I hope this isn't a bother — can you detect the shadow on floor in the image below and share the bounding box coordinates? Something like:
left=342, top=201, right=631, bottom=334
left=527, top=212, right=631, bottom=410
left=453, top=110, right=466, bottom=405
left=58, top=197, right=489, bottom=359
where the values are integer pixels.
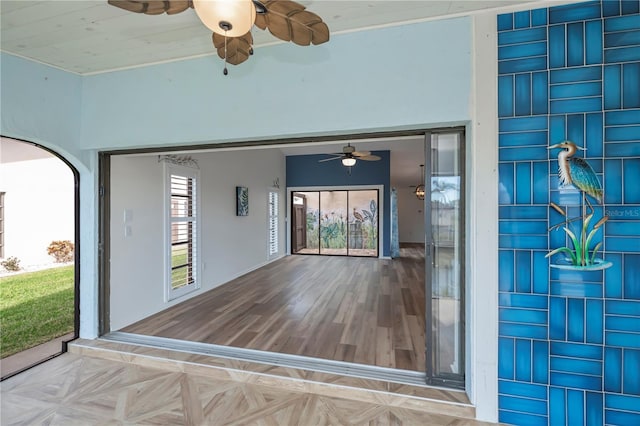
left=1, top=333, right=74, bottom=379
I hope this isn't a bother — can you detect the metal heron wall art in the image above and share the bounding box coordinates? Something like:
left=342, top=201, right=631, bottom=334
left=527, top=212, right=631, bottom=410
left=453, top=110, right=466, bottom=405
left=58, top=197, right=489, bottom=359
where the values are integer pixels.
left=546, top=140, right=611, bottom=270
left=549, top=140, right=603, bottom=208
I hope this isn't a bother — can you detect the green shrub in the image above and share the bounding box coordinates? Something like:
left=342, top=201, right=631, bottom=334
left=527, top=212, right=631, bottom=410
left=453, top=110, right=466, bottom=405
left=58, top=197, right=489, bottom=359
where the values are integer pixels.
left=47, top=240, right=74, bottom=263
left=1, top=256, right=21, bottom=272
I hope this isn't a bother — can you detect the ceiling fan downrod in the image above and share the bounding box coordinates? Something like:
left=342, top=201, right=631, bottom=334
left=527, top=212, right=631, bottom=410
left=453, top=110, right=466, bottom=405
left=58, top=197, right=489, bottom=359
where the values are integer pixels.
left=222, top=27, right=229, bottom=75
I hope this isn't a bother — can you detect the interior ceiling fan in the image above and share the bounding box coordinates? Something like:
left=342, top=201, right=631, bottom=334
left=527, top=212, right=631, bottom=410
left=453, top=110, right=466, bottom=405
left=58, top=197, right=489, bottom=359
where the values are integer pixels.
left=319, top=144, right=381, bottom=167
left=108, top=0, right=330, bottom=74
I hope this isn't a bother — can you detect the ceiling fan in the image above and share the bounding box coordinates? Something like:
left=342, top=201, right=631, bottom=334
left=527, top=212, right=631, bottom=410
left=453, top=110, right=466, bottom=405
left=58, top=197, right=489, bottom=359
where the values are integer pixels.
left=108, top=0, right=330, bottom=74
left=319, top=144, right=381, bottom=167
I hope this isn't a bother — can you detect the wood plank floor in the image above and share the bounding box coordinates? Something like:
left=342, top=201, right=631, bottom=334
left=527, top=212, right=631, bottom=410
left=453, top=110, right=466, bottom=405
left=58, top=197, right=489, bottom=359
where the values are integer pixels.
left=1, top=353, right=488, bottom=425
left=123, top=245, right=426, bottom=372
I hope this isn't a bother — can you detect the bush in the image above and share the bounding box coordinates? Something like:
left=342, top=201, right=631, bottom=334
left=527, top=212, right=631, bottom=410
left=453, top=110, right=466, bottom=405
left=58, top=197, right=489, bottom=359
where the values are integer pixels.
left=1, top=256, right=21, bottom=272
left=47, top=240, right=74, bottom=263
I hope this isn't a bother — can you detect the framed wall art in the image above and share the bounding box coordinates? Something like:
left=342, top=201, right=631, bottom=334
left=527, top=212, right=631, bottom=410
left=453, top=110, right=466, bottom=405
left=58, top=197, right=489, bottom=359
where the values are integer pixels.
left=236, top=186, right=248, bottom=216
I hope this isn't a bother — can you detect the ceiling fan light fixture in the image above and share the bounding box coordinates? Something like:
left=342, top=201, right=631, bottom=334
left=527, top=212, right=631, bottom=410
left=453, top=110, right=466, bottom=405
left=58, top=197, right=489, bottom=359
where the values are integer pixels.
left=193, top=0, right=256, bottom=37
left=414, top=164, right=425, bottom=200
left=342, top=157, right=357, bottom=167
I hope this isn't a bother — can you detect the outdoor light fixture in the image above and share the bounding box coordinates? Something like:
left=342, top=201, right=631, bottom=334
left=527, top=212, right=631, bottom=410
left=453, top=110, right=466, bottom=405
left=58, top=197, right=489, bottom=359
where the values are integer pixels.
left=193, top=0, right=256, bottom=37
left=414, top=164, right=425, bottom=200
left=342, top=156, right=357, bottom=167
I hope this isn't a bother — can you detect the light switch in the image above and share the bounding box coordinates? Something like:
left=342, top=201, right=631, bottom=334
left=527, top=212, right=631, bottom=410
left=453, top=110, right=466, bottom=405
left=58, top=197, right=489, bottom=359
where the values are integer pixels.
left=125, top=225, right=132, bottom=237
left=124, top=209, right=133, bottom=223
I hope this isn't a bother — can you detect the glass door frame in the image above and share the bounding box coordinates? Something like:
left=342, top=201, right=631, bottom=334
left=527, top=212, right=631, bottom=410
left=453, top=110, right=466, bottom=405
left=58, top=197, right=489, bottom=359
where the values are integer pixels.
left=286, top=185, right=384, bottom=259
left=424, top=129, right=466, bottom=388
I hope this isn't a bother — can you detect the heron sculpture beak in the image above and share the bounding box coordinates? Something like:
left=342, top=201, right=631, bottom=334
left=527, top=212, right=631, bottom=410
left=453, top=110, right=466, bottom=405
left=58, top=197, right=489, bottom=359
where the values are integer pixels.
left=548, top=141, right=586, bottom=150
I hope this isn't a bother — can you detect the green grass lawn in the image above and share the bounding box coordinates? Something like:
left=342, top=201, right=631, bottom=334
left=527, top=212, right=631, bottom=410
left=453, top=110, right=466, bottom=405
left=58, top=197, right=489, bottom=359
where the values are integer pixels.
left=0, top=265, right=74, bottom=358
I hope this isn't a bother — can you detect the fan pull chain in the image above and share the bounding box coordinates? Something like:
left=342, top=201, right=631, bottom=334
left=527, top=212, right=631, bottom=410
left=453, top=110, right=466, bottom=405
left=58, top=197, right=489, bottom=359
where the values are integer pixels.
left=223, top=29, right=228, bottom=76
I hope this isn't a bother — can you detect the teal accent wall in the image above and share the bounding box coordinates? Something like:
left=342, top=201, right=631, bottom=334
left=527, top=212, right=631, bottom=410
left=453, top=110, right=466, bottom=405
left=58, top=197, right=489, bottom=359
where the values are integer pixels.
left=286, top=151, right=391, bottom=257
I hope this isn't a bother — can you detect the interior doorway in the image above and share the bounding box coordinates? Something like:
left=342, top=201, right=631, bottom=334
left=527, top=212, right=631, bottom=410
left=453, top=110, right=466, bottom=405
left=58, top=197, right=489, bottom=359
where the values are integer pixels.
left=291, top=189, right=379, bottom=257
left=292, top=193, right=307, bottom=252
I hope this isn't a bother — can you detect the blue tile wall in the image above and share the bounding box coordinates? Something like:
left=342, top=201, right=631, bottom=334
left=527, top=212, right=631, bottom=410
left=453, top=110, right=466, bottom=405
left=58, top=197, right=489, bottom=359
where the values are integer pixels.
left=498, top=2, right=640, bottom=424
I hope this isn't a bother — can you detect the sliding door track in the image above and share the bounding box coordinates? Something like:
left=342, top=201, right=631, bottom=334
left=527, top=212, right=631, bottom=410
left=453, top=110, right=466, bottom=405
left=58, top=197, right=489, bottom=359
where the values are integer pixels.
left=103, top=331, right=427, bottom=386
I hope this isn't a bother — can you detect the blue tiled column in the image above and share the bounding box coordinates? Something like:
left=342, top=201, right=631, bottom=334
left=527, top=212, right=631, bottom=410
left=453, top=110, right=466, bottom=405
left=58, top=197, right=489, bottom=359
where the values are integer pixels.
left=498, top=1, right=640, bottom=425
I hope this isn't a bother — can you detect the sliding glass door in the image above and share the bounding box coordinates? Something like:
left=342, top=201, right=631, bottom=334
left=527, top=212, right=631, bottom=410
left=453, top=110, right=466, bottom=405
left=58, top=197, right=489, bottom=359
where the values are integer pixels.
left=291, top=190, right=378, bottom=257
left=425, top=130, right=465, bottom=387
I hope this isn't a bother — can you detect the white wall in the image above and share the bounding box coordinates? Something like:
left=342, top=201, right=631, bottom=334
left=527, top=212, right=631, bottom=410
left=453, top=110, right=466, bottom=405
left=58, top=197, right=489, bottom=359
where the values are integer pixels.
left=0, top=139, right=74, bottom=267
left=397, top=187, right=426, bottom=243
left=80, top=17, right=472, bottom=150
left=1, top=15, right=473, bottom=342
left=109, top=148, right=285, bottom=330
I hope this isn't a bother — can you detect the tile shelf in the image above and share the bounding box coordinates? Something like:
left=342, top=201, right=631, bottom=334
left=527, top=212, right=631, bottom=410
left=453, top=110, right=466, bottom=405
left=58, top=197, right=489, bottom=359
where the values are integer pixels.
left=550, top=258, right=613, bottom=271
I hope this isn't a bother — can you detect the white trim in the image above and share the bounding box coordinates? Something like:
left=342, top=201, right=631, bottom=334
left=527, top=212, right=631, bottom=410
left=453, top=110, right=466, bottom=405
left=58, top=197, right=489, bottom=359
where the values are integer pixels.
left=286, top=185, right=385, bottom=259
left=467, top=12, right=499, bottom=423
left=163, top=163, right=201, bottom=302
left=267, top=187, right=280, bottom=261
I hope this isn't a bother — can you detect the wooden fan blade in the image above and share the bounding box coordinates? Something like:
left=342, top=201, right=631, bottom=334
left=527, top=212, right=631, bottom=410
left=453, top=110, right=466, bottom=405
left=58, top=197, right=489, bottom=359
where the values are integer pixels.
left=353, top=151, right=371, bottom=157
left=260, top=0, right=329, bottom=45
left=359, top=155, right=381, bottom=161
left=108, top=0, right=147, bottom=13
left=265, top=13, right=291, bottom=42
left=108, top=0, right=192, bottom=15
left=318, top=156, right=342, bottom=163
left=254, top=12, right=268, bottom=30
left=288, top=10, right=321, bottom=46
left=166, top=0, right=191, bottom=14
left=145, top=1, right=169, bottom=14
left=212, top=32, right=253, bottom=66
left=309, top=21, right=329, bottom=45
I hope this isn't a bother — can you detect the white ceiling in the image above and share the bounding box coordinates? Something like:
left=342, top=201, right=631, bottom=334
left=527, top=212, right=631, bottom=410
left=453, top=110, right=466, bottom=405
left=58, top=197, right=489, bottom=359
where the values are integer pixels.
left=0, top=0, right=539, bottom=75
left=1, top=0, right=541, bottom=185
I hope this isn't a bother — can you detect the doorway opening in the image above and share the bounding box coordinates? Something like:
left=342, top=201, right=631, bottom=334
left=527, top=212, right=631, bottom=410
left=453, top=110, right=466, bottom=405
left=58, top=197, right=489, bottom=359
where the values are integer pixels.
left=98, top=128, right=465, bottom=389
left=291, top=189, right=379, bottom=257
left=0, top=137, right=80, bottom=380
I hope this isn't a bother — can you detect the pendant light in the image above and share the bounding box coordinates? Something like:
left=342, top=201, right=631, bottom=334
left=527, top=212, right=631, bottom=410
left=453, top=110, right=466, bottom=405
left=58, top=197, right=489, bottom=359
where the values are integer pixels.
left=414, top=164, right=425, bottom=200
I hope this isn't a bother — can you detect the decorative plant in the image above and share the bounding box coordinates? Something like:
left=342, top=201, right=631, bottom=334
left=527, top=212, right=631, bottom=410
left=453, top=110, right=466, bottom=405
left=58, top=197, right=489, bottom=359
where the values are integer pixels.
left=360, top=200, right=378, bottom=249
left=47, top=240, right=75, bottom=263
left=1, top=256, right=21, bottom=272
left=320, top=212, right=346, bottom=248
left=546, top=202, right=608, bottom=267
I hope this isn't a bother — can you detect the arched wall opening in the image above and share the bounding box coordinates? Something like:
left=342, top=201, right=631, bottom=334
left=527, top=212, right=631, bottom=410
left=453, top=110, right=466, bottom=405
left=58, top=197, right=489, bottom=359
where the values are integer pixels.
left=0, top=136, right=80, bottom=380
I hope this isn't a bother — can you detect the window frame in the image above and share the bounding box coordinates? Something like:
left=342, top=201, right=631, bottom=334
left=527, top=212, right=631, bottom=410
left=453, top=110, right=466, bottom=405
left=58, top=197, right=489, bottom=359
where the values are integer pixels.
left=267, top=188, right=280, bottom=260
left=164, top=164, right=200, bottom=302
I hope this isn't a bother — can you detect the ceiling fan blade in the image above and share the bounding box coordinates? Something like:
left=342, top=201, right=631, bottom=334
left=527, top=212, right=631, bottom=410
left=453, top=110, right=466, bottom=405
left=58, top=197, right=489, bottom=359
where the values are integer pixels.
left=359, top=155, right=381, bottom=161
left=254, top=10, right=268, bottom=30
left=166, top=0, right=191, bottom=15
left=352, top=151, right=371, bottom=157
left=260, top=0, right=329, bottom=46
left=108, top=0, right=191, bottom=15
left=212, top=32, right=253, bottom=66
left=318, top=156, right=343, bottom=163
